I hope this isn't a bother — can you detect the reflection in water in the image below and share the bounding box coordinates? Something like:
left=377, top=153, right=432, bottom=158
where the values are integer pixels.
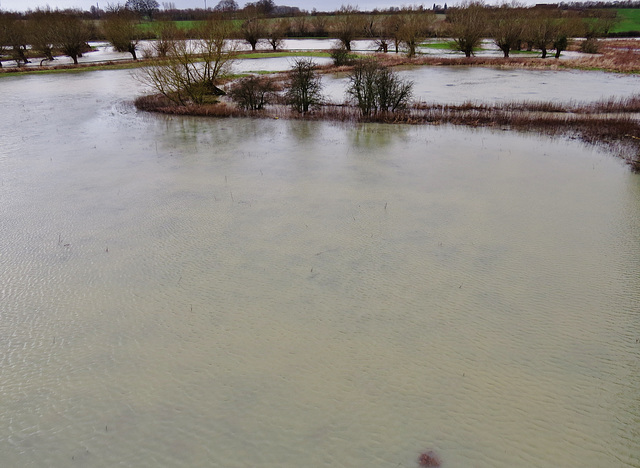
left=349, top=123, right=410, bottom=149
left=0, top=70, right=639, bottom=468
left=287, top=119, right=321, bottom=142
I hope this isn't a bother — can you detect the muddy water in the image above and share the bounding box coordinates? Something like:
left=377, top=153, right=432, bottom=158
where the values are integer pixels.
left=1, top=70, right=639, bottom=468
left=322, top=66, right=640, bottom=105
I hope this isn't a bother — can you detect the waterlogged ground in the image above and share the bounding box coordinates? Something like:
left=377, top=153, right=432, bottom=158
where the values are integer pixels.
left=0, top=37, right=584, bottom=69
left=1, top=70, right=639, bottom=467
left=232, top=56, right=640, bottom=104
left=320, top=65, right=640, bottom=105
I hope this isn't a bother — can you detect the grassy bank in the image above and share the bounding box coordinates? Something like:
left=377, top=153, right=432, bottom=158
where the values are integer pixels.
left=611, top=8, right=640, bottom=33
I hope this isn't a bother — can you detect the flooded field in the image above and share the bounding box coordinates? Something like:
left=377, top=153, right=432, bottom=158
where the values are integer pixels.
left=0, top=37, right=583, bottom=69
left=1, top=68, right=639, bottom=467
left=232, top=56, right=640, bottom=104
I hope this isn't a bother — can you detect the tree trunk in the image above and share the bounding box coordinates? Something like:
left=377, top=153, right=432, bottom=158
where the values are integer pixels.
left=541, top=47, right=547, bottom=58
left=72, top=54, right=78, bottom=65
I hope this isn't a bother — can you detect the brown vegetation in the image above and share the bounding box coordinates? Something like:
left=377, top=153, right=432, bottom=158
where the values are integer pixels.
left=418, top=450, right=442, bottom=467
left=135, top=82, right=640, bottom=172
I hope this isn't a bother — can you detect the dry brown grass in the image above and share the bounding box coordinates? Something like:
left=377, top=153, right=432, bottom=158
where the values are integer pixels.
left=562, top=40, right=640, bottom=73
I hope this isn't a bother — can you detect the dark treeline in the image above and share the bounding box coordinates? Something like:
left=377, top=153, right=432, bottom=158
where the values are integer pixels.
left=558, top=1, right=640, bottom=8
left=1, top=0, right=635, bottom=19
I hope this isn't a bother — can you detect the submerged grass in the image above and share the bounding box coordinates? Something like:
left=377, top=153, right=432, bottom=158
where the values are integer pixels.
left=0, top=59, right=149, bottom=76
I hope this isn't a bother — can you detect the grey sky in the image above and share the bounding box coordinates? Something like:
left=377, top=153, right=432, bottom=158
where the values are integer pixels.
left=0, top=0, right=558, bottom=13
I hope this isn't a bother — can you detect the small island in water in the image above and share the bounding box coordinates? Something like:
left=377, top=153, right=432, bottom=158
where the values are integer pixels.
left=134, top=49, right=640, bottom=173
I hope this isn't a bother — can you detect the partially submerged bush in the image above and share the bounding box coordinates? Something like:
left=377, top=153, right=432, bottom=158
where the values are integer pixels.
left=330, top=46, right=355, bottom=66
left=346, top=59, right=413, bottom=116
left=285, top=58, right=323, bottom=113
left=581, top=38, right=600, bottom=54
left=228, top=75, right=276, bottom=111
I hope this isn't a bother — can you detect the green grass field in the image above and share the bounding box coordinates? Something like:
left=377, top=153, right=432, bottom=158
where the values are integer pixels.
left=611, top=9, right=640, bottom=33
left=137, top=20, right=205, bottom=33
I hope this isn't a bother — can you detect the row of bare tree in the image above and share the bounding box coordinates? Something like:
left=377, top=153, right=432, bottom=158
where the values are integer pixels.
left=162, top=3, right=617, bottom=58
left=324, top=3, right=616, bottom=58
left=0, top=3, right=618, bottom=68
left=178, top=4, right=618, bottom=58
left=0, top=8, right=149, bottom=66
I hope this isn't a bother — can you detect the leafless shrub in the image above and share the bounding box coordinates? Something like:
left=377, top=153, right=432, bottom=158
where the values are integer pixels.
left=228, top=75, right=276, bottom=110
left=285, top=58, right=323, bottom=113
left=580, top=38, right=600, bottom=54
left=136, top=17, right=235, bottom=105
left=347, top=59, right=413, bottom=116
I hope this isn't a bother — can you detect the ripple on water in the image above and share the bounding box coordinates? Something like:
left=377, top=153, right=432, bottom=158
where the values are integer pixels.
left=0, top=71, right=639, bottom=467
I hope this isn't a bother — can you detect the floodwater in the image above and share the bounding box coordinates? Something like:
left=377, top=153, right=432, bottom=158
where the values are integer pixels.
left=232, top=56, right=640, bottom=105
left=1, top=68, right=639, bottom=468
left=2, top=37, right=584, bottom=69
left=322, top=66, right=640, bottom=105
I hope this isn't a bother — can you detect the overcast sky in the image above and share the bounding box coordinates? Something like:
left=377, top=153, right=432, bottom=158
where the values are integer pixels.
left=0, top=0, right=559, bottom=13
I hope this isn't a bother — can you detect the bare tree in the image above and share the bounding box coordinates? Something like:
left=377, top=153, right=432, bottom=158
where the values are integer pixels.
left=285, top=58, right=323, bottom=113
left=364, top=15, right=390, bottom=53
left=447, top=2, right=488, bottom=57
left=56, top=12, right=90, bottom=65
left=153, top=21, right=180, bottom=57
left=198, top=16, right=236, bottom=86
left=125, top=0, right=160, bottom=20
left=6, top=17, right=29, bottom=66
left=0, top=14, right=10, bottom=67
left=291, top=14, right=309, bottom=37
left=398, top=11, right=436, bottom=58
left=347, top=59, right=413, bottom=116
left=381, top=14, right=404, bottom=54
left=214, top=0, right=238, bottom=12
left=489, top=3, right=525, bottom=58
left=240, top=16, right=265, bottom=51
left=103, top=6, right=141, bottom=60
left=331, top=5, right=363, bottom=52
left=228, top=75, right=275, bottom=110
left=552, top=15, right=582, bottom=58
left=311, top=15, right=328, bottom=37
left=137, top=16, right=236, bottom=105
left=266, top=19, right=288, bottom=51
left=250, top=0, right=275, bottom=16
left=29, top=9, right=59, bottom=63
left=527, top=10, right=557, bottom=58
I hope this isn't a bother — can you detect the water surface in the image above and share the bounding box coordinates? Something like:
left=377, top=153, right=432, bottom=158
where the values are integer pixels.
left=1, top=69, right=639, bottom=468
